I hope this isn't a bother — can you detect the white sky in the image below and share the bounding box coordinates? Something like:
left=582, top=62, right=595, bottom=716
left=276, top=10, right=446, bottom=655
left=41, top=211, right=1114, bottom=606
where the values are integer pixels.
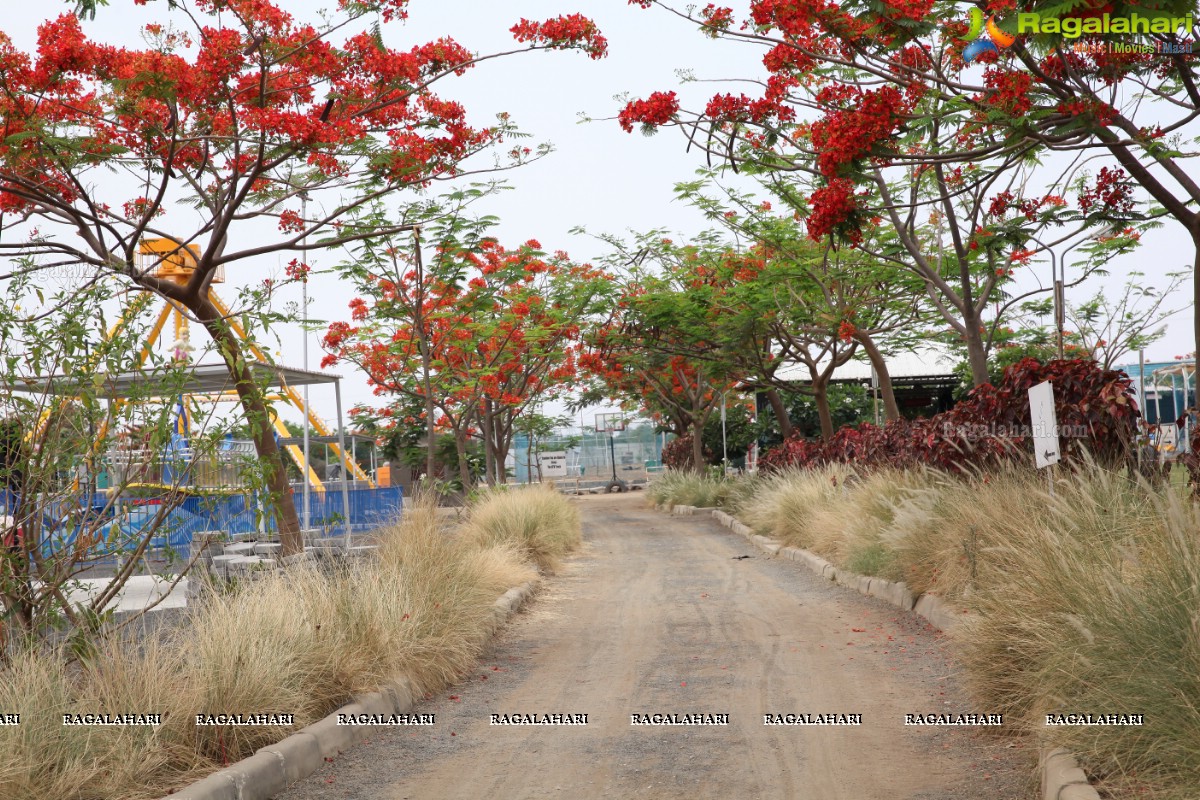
left=4, top=1, right=1195, bottom=428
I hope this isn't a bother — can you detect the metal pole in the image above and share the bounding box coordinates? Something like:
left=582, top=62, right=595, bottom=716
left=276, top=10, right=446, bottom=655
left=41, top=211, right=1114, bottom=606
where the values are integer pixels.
left=871, top=366, right=880, bottom=425
left=301, top=193, right=311, bottom=532
left=609, top=430, right=617, bottom=482
left=1154, top=367, right=1163, bottom=445
left=335, top=378, right=352, bottom=551
left=1055, top=276, right=1065, bottom=360
left=721, top=392, right=728, bottom=474
left=1138, top=350, right=1146, bottom=470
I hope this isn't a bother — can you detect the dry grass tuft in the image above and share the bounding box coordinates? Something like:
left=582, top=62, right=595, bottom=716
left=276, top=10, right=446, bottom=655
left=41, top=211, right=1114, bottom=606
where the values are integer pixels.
left=460, top=485, right=581, bottom=572
left=652, top=462, right=1200, bottom=796
left=0, top=483, right=583, bottom=799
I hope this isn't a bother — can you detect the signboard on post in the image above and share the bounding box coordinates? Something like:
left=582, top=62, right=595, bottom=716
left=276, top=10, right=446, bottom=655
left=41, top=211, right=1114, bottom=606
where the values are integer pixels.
left=1028, top=380, right=1061, bottom=469
left=540, top=451, right=568, bottom=479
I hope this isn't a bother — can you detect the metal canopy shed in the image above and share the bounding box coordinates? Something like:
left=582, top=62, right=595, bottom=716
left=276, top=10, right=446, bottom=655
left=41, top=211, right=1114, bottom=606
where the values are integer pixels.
left=4, top=360, right=355, bottom=544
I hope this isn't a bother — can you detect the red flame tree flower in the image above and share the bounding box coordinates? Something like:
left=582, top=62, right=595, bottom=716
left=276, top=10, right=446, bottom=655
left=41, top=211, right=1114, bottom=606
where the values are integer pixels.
left=0, top=0, right=605, bottom=552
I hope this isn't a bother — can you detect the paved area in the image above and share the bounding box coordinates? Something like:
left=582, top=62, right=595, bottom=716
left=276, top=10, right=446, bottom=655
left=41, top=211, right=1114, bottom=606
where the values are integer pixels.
left=275, top=493, right=1033, bottom=799
left=45, top=574, right=189, bottom=613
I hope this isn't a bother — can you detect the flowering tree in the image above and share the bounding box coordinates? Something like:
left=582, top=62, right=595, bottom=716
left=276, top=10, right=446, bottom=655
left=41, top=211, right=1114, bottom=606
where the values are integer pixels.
left=0, top=0, right=605, bottom=551
left=323, top=218, right=611, bottom=488
left=618, top=0, right=1170, bottom=386
left=0, top=271, right=248, bottom=649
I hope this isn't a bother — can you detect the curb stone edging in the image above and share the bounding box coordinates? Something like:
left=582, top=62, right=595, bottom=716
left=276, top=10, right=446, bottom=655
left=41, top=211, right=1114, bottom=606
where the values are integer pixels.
left=1041, top=748, right=1102, bottom=800
left=679, top=504, right=1100, bottom=800
left=160, top=580, right=540, bottom=800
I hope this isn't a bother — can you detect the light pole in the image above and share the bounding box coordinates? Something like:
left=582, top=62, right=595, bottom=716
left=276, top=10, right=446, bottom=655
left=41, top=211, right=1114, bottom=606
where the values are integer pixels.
left=300, top=192, right=311, bottom=532
left=720, top=392, right=728, bottom=475
left=1025, top=235, right=1089, bottom=361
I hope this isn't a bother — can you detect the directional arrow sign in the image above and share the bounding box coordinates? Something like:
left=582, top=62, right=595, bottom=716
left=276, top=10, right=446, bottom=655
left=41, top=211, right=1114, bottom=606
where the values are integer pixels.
left=1028, top=381, right=1061, bottom=469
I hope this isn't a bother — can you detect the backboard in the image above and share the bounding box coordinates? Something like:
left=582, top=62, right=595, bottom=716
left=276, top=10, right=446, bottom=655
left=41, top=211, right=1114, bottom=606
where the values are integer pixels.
left=594, top=413, right=626, bottom=433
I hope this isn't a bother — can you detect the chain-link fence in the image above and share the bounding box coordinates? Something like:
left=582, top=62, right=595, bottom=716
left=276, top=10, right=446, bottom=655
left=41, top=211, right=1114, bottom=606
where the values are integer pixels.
left=511, top=422, right=669, bottom=490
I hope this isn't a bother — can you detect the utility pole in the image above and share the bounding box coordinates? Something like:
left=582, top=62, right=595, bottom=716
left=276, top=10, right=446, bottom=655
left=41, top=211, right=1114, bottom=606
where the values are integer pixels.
left=300, top=191, right=311, bottom=533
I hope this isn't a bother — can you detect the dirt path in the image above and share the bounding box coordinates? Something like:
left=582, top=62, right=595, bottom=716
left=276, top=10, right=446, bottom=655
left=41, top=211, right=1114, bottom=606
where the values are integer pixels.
left=276, top=493, right=1033, bottom=800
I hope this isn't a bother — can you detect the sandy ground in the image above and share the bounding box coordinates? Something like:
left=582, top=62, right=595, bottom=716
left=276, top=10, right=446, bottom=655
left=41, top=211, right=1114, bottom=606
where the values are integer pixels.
left=275, top=493, right=1034, bottom=800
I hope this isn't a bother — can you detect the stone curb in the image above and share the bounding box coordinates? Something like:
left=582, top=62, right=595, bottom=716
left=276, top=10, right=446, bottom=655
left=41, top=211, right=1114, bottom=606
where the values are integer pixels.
left=678, top=505, right=1099, bottom=800
left=161, top=580, right=540, bottom=799
left=1041, top=748, right=1102, bottom=800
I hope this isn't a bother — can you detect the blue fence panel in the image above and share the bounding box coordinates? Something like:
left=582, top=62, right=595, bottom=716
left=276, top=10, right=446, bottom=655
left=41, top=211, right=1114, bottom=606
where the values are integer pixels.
left=26, top=486, right=404, bottom=556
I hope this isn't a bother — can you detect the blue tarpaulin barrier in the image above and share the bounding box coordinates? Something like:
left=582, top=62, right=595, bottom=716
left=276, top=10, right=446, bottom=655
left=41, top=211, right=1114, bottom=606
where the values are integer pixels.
left=2, top=486, right=404, bottom=558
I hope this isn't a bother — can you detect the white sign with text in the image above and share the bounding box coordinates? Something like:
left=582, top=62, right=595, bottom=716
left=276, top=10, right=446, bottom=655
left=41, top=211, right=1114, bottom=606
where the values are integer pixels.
left=1028, top=380, right=1061, bottom=469
left=540, top=451, right=568, bottom=478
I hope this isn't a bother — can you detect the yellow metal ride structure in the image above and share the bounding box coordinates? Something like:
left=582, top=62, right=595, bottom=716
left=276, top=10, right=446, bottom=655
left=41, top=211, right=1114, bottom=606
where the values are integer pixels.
left=105, top=239, right=374, bottom=495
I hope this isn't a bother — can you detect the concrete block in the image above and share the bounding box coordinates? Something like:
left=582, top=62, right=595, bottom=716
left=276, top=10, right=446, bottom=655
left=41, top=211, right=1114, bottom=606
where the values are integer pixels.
left=898, top=584, right=915, bottom=611
left=192, top=531, right=227, bottom=563
left=731, top=522, right=752, bottom=537
left=821, top=564, right=837, bottom=581
left=346, top=545, right=378, bottom=558
left=307, top=537, right=343, bottom=549
left=798, top=551, right=826, bottom=576
left=356, top=690, right=393, bottom=717
left=857, top=575, right=872, bottom=595
left=225, top=555, right=263, bottom=575
left=281, top=550, right=313, bottom=567
left=257, top=732, right=322, bottom=785
left=252, top=542, right=282, bottom=557
left=1058, top=784, right=1102, bottom=800
left=914, top=593, right=962, bottom=633
left=209, top=554, right=241, bottom=580
left=860, top=577, right=901, bottom=607
left=713, top=511, right=732, bottom=527
left=305, top=706, right=368, bottom=757
left=1051, top=766, right=1090, bottom=792
left=162, top=769, right=238, bottom=800
left=835, top=568, right=857, bottom=588
left=383, top=676, right=414, bottom=714
left=222, top=751, right=287, bottom=799
left=222, top=542, right=256, bottom=557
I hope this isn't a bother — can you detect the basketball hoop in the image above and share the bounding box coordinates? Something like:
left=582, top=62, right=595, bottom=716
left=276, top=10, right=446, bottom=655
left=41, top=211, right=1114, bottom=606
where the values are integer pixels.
left=594, top=413, right=628, bottom=492
left=594, top=413, right=626, bottom=433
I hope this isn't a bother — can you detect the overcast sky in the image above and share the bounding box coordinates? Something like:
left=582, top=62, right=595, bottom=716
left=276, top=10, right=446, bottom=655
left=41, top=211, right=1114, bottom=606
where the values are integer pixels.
left=5, top=1, right=1195, bottom=427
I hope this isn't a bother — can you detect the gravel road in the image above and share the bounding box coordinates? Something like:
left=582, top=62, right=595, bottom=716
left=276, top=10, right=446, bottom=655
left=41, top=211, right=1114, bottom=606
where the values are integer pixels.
left=275, top=493, right=1034, bottom=800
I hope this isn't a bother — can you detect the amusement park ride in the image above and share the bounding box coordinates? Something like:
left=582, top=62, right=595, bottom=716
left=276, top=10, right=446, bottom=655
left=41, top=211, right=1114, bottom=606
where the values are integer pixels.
left=9, top=239, right=403, bottom=557
left=118, top=238, right=373, bottom=495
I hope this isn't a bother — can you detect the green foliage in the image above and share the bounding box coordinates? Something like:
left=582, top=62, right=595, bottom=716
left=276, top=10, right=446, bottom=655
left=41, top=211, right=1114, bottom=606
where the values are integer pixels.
left=645, top=470, right=756, bottom=510
left=699, top=401, right=762, bottom=466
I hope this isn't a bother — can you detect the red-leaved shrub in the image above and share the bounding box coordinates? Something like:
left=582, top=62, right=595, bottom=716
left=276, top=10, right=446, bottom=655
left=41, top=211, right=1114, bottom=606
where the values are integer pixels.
left=662, top=432, right=713, bottom=471
left=761, top=359, right=1137, bottom=474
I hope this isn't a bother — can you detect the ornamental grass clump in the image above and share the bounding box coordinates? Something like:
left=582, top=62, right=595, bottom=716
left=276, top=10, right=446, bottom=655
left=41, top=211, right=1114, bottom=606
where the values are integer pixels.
left=646, top=469, right=748, bottom=510
left=729, top=458, right=1200, bottom=796
left=954, top=469, right=1200, bottom=796
left=461, top=484, right=581, bottom=571
left=0, top=485, right=577, bottom=800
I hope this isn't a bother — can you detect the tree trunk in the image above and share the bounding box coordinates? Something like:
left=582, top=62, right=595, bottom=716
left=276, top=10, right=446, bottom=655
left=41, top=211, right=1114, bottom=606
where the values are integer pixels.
left=855, top=332, right=901, bottom=421
left=962, top=312, right=991, bottom=388
left=691, top=426, right=705, bottom=472
left=196, top=300, right=303, bottom=556
left=765, top=388, right=794, bottom=438
left=813, top=378, right=834, bottom=440
left=419, top=344, right=436, bottom=480
left=480, top=400, right=497, bottom=487
left=453, top=428, right=472, bottom=491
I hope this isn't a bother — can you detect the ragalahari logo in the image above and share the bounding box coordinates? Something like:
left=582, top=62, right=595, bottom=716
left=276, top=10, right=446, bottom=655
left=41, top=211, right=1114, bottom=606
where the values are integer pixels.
left=961, top=8, right=1018, bottom=62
